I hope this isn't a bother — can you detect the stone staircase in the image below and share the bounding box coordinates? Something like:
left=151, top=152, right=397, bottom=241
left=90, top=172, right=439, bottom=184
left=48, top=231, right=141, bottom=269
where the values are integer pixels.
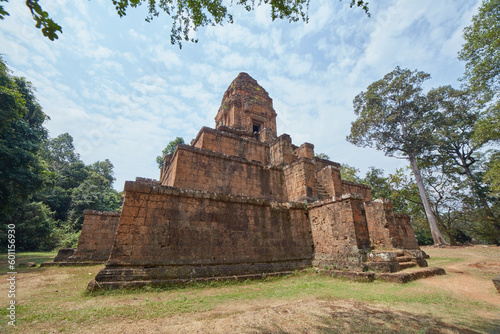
left=315, top=179, right=330, bottom=200
left=394, top=250, right=417, bottom=270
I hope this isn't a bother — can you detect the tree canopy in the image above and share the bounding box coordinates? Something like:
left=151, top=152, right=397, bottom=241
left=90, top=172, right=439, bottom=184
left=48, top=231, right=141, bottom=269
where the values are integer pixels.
left=0, top=56, right=48, bottom=223
left=347, top=66, right=449, bottom=245
left=459, top=0, right=500, bottom=103
left=1, top=0, right=369, bottom=46
left=346, top=62, right=499, bottom=245
left=347, top=67, right=434, bottom=158
left=156, top=136, right=185, bottom=168
left=459, top=0, right=500, bottom=200
left=0, top=58, right=123, bottom=251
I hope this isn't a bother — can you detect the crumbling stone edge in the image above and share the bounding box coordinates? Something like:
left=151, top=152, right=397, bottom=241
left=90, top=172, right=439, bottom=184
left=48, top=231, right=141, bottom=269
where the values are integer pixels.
left=493, top=274, right=500, bottom=293
left=318, top=267, right=446, bottom=283
left=86, top=271, right=293, bottom=293
left=40, top=261, right=105, bottom=267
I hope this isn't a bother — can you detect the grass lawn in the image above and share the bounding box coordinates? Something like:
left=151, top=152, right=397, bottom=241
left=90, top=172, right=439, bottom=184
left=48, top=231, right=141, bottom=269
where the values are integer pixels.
left=0, top=246, right=499, bottom=333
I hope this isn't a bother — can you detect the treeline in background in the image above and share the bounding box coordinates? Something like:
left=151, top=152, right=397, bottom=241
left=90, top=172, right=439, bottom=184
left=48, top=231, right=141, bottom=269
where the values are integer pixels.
left=0, top=57, right=122, bottom=252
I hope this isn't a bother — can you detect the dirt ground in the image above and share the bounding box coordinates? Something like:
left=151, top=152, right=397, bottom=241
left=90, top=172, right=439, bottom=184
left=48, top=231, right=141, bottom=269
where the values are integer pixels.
left=77, top=298, right=484, bottom=334
left=84, top=245, right=499, bottom=334
left=3, top=246, right=500, bottom=334
left=420, top=245, right=500, bottom=308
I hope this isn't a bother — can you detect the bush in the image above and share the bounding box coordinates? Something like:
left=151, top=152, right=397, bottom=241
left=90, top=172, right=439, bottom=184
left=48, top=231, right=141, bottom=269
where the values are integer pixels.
left=0, top=202, right=59, bottom=251
left=415, top=228, right=434, bottom=246
left=57, top=230, right=80, bottom=248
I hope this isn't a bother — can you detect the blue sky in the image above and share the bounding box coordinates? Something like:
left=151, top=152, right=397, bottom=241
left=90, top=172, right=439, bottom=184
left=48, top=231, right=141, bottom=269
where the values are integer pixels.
left=0, top=0, right=481, bottom=190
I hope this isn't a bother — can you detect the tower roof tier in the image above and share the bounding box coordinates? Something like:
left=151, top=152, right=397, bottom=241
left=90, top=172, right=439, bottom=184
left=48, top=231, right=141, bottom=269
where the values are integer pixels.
left=215, top=72, right=277, bottom=137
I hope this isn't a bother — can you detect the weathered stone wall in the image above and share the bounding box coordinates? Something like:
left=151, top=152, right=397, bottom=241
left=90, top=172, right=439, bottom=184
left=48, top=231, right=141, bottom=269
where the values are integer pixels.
left=93, top=181, right=313, bottom=286
left=393, top=213, right=420, bottom=249
left=283, top=159, right=316, bottom=202
left=293, top=143, right=314, bottom=159
left=309, top=195, right=371, bottom=270
left=192, top=127, right=268, bottom=164
left=159, top=154, right=172, bottom=184
left=364, top=200, right=420, bottom=250
left=269, top=134, right=294, bottom=166
left=109, top=181, right=312, bottom=266
left=314, top=157, right=341, bottom=172
left=69, top=210, right=120, bottom=262
left=162, top=145, right=287, bottom=201
left=342, top=180, right=373, bottom=202
left=364, top=200, right=398, bottom=250
left=53, top=248, right=76, bottom=262
left=316, top=165, right=342, bottom=200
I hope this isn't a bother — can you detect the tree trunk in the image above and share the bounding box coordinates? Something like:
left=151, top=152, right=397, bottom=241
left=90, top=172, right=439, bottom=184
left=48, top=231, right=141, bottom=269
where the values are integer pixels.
left=408, top=152, right=449, bottom=245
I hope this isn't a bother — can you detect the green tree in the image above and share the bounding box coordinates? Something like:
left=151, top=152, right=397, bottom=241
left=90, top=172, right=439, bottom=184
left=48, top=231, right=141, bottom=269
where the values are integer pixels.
left=340, top=163, right=361, bottom=183
left=419, top=162, right=476, bottom=245
left=315, top=152, right=330, bottom=160
left=385, top=168, right=422, bottom=214
left=459, top=0, right=500, bottom=104
left=347, top=66, right=449, bottom=245
left=35, top=133, right=88, bottom=221
left=484, top=151, right=500, bottom=196
left=40, top=133, right=81, bottom=172
left=362, top=167, right=392, bottom=200
left=459, top=0, right=500, bottom=201
left=428, top=86, right=500, bottom=243
left=156, top=137, right=185, bottom=168
left=1, top=0, right=369, bottom=47
left=0, top=58, right=123, bottom=250
left=0, top=56, right=48, bottom=223
left=383, top=168, right=433, bottom=245
left=6, top=201, right=58, bottom=251
left=37, top=134, right=122, bottom=233
left=88, top=159, right=116, bottom=184
left=0, top=57, right=57, bottom=250
left=68, top=164, right=122, bottom=230
left=0, top=0, right=61, bottom=40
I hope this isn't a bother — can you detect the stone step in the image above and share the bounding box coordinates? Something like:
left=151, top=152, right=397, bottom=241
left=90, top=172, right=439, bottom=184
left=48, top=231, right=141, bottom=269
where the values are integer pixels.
left=396, top=255, right=414, bottom=263
left=314, top=180, right=330, bottom=199
left=320, top=267, right=447, bottom=284
left=399, top=262, right=417, bottom=270
left=375, top=267, right=446, bottom=284
left=393, top=250, right=405, bottom=257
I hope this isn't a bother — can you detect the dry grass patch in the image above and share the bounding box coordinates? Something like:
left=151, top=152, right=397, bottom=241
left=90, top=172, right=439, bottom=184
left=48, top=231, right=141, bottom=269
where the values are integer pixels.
left=1, top=246, right=499, bottom=333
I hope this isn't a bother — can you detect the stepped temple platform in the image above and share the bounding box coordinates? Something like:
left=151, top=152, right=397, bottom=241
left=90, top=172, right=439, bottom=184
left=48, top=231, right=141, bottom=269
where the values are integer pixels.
left=72, top=73, right=443, bottom=290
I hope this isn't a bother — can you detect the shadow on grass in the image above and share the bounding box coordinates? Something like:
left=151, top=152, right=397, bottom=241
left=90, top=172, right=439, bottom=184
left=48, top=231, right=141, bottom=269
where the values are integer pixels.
left=250, top=299, right=497, bottom=334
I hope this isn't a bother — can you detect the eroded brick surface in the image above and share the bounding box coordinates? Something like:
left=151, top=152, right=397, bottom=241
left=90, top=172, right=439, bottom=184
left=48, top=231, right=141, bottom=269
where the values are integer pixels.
left=108, top=183, right=312, bottom=267
left=309, top=195, right=370, bottom=271
left=69, top=210, right=120, bottom=262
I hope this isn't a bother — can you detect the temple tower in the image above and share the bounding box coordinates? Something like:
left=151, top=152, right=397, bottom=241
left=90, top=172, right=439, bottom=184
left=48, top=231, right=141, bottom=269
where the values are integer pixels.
left=215, top=72, right=277, bottom=138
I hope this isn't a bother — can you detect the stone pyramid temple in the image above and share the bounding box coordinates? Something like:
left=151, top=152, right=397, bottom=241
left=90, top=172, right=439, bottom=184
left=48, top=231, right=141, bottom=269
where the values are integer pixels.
left=75, top=73, right=438, bottom=290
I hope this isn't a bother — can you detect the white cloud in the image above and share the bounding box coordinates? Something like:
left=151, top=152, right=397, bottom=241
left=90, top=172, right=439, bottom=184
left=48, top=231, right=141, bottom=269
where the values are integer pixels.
left=0, top=0, right=483, bottom=189
left=285, top=53, right=313, bottom=77
left=128, top=28, right=149, bottom=42
left=147, top=45, right=183, bottom=71
left=220, top=52, right=253, bottom=69
left=291, top=0, right=334, bottom=41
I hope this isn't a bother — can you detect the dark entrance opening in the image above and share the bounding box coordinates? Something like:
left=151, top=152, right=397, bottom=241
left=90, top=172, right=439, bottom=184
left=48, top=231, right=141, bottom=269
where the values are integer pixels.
left=253, top=123, right=261, bottom=133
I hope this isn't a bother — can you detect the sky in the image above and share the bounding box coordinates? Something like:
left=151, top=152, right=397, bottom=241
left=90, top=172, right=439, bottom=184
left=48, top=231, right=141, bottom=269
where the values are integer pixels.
left=0, top=0, right=482, bottom=190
